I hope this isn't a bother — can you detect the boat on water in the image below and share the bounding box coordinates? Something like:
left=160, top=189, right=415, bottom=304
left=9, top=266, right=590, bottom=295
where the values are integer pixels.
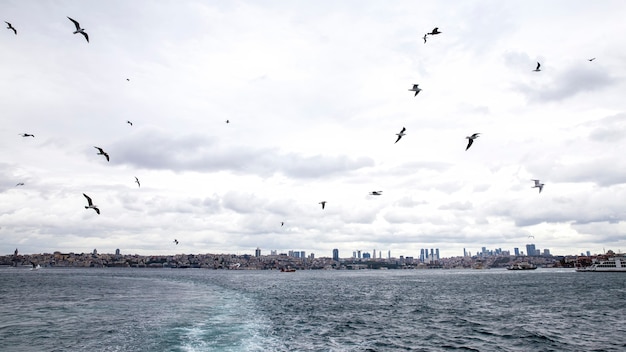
left=506, top=262, right=537, bottom=270
left=30, top=262, right=41, bottom=271
left=280, top=268, right=296, bottom=272
left=576, top=254, right=626, bottom=272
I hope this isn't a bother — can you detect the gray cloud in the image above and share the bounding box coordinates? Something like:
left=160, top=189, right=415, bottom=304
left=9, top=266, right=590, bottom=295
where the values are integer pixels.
left=109, top=128, right=374, bottom=178
left=514, top=64, right=616, bottom=102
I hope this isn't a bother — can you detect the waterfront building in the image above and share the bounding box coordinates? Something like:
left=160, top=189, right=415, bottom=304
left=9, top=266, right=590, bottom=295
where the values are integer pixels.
left=300, top=251, right=305, bottom=259
left=514, top=247, right=519, bottom=256
left=420, top=249, right=425, bottom=262
left=526, top=244, right=536, bottom=256
left=435, top=249, right=440, bottom=261
left=255, top=248, right=261, bottom=257
left=333, top=249, right=339, bottom=261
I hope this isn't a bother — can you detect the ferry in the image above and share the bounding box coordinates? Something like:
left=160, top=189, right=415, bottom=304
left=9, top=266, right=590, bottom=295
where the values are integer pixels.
left=506, top=262, right=537, bottom=270
left=576, top=254, right=626, bottom=272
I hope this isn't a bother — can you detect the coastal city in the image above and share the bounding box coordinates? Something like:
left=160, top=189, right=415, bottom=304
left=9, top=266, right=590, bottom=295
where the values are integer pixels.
left=0, top=244, right=609, bottom=270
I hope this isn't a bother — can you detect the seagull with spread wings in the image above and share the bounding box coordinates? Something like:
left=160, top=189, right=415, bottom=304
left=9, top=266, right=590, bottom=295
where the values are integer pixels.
left=395, top=127, right=406, bottom=144
left=531, top=179, right=545, bottom=193
left=67, top=17, right=89, bottom=42
left=465, top=133, right=480, bottom=151
left=408, top=84, right=422, bottom=96
left=5, top=21, right=17, bottom=35
left=83, top=193, right=100, bottom=214
left=94, top=146, right=109, bottom=162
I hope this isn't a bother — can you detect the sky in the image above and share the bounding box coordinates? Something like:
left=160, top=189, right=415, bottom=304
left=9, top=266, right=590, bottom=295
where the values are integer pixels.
left=2, top=0, right=626, bottom=258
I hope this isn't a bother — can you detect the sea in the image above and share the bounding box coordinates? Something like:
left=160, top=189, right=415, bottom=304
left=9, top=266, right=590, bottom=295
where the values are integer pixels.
left=1, top=267, right=625, bottom=352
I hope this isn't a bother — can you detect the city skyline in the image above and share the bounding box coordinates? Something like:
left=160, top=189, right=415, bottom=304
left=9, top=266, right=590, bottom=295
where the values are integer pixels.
left=2, top=1, right=626, bottom=258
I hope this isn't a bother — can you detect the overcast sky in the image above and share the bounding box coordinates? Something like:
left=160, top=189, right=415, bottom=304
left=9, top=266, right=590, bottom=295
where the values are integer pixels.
left=2, top=0, right=626, bottom=258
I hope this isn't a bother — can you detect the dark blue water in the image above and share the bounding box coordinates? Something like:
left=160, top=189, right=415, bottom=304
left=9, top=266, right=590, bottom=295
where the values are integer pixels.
left=1, top=268, right=625, bottom=351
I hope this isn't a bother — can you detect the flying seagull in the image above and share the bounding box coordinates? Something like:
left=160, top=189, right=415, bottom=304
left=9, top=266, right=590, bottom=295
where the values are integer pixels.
left=281, top=222, right=284, bottom=227
left=369, top=191, right=383, bottom=196
left=531, top=179, right=544, bottom=193
left=67, top=17, right=89, bottom=42
left=94, top=146, right=109, bottom=162
left=15, top=182, right=24, bottom=187
left=533, top=62, right=541, bottom=72
left=395, top=127, right=406, bottom=144
left=135, top=177, right=140, bottom=188
left=319, top=201, right=327, bottom=210
left=174, top=239, right=179, bottom=245
left=427, top=27, right=441, bottom=35
left=126, top=78, right=130, bottom=81
left=83, top=193, right=100, bottom=214
left=126, top=120, right=133, bottom=126
left=588, top=58, right=596, bottom=62
left=5, top=21, right=17, bottom=35
left=408, top=84, right=421, bottom=96
left=465, top=133, right=480, bottom=151
left=19, top=133, right=34, bottom=137
left=423, top=34, right=428, bottom=44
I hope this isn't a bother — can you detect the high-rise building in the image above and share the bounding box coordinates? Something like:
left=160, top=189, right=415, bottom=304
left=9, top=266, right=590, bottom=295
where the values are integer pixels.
left=115, top=248, right=120, bottom=256
left=300, top=251, right=305, bottom=259
left=514, top=247, right=519, bottom=256
left=526, top=244, right=536, bottom=256
left=357, top=250, right=361, bottom=259
left=435, top=249, right=440, bottom=261
left=463, top=248, right=467, bottom=257
left=333, top=248, right=339, bottom=261
left=420, top=249, right=425, bottom=262
left=255, top=248, right=261, bottom=257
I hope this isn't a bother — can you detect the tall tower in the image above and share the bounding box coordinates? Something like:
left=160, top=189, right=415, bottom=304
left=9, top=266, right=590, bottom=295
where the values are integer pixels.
left=526, top=243, right=536, bottom=256
left=255, top=247, right=261, bottom=257
left=333, top=248, right=339, bottom=261
left=435, top=248, right=440, bottom=261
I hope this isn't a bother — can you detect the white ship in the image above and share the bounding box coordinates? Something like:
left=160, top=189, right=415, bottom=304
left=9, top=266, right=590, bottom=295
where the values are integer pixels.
left=576, top=254, right=626, bottom=272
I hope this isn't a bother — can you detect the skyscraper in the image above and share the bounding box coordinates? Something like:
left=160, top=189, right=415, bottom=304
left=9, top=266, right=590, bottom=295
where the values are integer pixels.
left=255, top=248, right=261, bottom=257
left=333, top=248, right=339, bottom=261
left=526, top=244, right=536, bottom=256
left=514, top=247, right=519, bottom=256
